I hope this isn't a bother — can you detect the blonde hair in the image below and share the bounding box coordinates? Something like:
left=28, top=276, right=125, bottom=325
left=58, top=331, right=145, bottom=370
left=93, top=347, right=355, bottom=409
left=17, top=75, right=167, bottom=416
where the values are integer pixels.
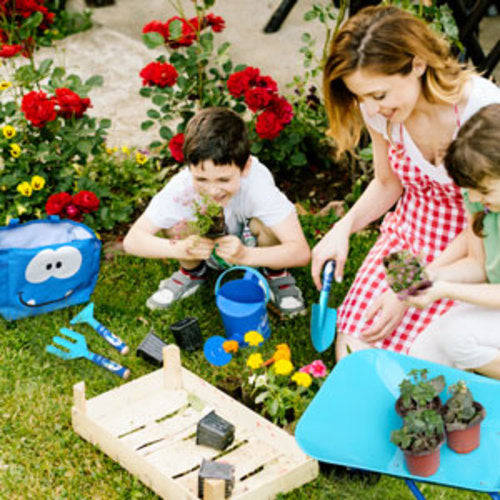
left=324, top=5, right=473, bottom=157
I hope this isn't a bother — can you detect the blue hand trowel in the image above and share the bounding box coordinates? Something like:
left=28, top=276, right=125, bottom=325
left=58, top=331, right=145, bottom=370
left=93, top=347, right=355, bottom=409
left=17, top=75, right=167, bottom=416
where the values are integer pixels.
left=310, top=260, right=337, bottom=352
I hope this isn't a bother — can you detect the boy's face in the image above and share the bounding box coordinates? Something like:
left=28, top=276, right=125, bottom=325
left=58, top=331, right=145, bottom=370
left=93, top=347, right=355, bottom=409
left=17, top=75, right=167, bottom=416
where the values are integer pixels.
left=190, top=159, right=250, bottom=207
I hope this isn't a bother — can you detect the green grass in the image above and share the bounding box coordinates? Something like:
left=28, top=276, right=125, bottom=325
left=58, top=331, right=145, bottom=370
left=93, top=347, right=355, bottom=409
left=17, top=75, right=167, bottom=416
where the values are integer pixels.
left=0, top=225, right=491, bottom=499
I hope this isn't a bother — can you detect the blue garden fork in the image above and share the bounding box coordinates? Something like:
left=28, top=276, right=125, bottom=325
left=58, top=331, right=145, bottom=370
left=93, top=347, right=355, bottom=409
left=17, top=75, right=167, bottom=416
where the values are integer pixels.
left=46, top=328, right=130, bottom=379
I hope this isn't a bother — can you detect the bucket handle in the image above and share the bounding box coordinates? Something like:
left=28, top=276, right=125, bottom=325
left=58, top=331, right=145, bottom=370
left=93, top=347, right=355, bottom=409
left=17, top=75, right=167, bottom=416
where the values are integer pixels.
left=214, top=266, right=270, bottom=303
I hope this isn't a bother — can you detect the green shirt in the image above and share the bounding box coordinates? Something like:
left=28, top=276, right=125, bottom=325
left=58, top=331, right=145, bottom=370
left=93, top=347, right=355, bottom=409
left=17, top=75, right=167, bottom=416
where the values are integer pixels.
left=463, top=190, right=500, bottom=283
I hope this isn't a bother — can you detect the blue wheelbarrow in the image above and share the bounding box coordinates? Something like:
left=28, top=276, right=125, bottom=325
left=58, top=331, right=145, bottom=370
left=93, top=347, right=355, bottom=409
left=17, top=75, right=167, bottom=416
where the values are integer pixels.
left=295, top=349, right=500, bottom=499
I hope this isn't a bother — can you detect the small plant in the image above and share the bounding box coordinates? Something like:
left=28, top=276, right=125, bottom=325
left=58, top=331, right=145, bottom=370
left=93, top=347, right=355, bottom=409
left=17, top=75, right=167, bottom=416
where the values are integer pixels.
left=189, top=195, right=225, bottom=238
left=397, top=368, right=445, bottom=415
left=442, top=381, right=485, bottom=432
left=391, top=409, right=445, bottom=454
left=383, top=250, right=431, bottom=296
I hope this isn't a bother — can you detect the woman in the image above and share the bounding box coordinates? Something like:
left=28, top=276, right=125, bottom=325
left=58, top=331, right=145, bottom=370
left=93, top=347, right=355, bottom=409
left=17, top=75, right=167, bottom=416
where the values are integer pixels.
left=311, top=5, right=500, bottom=360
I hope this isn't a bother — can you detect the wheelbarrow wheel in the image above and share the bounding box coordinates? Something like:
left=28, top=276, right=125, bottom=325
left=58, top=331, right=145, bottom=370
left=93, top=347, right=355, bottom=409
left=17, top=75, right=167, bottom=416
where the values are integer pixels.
left=319, top=462, right=381, bottom=485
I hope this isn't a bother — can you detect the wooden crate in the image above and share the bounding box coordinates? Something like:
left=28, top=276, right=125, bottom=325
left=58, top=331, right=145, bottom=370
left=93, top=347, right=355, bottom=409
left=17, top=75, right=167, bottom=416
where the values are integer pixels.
left=72, top=345, right=318, bottom=499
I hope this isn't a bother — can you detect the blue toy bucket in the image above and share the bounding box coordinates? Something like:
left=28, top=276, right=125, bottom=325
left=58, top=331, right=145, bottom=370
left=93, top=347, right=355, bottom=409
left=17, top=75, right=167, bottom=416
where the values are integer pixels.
left=215, top=266, right=271, bottom=344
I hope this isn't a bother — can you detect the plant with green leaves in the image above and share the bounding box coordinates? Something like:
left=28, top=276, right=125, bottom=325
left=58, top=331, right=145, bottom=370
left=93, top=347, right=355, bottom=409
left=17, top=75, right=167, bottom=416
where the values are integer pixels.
left=442, top=381, right=485, bottom=431
left=397, top=368, right=446, bottom=414
left=188, top=194, right=225, bottom=238
left=391, top=409, right=445, bottom=453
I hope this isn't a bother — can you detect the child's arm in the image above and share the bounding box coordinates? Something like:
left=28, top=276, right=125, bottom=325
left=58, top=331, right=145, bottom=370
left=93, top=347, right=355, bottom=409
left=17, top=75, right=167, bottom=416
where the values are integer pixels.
left=214, top=212, right=310, bottom=268
left=123, top=213, right=214, bottom=261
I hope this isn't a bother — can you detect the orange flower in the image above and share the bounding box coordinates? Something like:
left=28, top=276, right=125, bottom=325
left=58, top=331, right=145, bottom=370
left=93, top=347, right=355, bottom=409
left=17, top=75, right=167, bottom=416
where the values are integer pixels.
left=263, top=343, right=291, bottom=366
left=223, top=340, right=239, bottom=354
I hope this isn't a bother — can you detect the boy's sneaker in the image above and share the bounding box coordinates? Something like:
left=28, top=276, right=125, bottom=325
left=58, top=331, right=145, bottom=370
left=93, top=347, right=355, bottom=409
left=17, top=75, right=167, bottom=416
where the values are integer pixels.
left=263, top=269, right=306, bottom=319
left=146, top=267, right=207, bottom=310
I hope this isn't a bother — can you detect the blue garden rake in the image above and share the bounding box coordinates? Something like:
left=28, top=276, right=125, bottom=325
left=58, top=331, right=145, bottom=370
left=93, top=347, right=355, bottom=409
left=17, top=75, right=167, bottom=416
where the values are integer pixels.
left=46, top=328, right=130, bottom=379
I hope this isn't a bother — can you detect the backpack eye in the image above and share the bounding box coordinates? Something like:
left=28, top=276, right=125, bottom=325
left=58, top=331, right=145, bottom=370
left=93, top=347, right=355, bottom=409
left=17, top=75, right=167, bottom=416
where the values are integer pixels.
left=25, top=246, right=82, bottom=283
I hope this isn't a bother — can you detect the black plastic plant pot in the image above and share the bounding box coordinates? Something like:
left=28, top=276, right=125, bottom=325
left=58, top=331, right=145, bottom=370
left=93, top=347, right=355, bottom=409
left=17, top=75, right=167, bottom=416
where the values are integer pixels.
left=136, top=330, right=167, bottom=367
left=205, top=217, right=227, bottom=239
left=198, top=458, right=235, bottom=498
left=196, top=411, right=235, bottom=451
left=85, top=0, right=115, bottom=7
left=170, top=317, right=203, bottom=352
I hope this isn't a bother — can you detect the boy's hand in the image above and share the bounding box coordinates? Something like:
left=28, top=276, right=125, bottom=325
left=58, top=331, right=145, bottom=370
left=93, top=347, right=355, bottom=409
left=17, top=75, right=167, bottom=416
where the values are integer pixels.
left=214, top=235, right=247, bottom=264
left=403, top=281, right=449, bottom=309
left=181, top=235, right=215, bottom=260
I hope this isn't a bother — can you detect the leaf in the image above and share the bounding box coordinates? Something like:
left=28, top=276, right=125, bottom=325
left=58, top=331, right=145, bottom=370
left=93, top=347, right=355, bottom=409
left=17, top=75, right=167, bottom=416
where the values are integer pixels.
left=254, top=391, right=270, bottom=405
left=85, top=75, right=104, bottom=88
left=76, top=139, right=92, bottom=155
left=159, top=126, right=172, bottom=140
left=152, top=94, right=167, bottom=106
left=169, top=19, right=183, bottom=41
left=38, top=59, right=53, bottom=76
left=99, top=119, right=112, bottom=129
left=142, top=32, right=165, bottom=49
left=147, top=109, right=161, bottom=119
left=139, top=87, right=153, bottom=98
left=141, top=120, right=155, bottom=131
left=20, top=11, right=43, bottom=32
left=269, top=399, right=279, bottom=416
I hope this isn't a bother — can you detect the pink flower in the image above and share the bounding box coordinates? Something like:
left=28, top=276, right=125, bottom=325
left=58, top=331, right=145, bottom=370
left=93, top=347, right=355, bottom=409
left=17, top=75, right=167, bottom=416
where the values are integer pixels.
left=300, top=360, right=327, bottom=378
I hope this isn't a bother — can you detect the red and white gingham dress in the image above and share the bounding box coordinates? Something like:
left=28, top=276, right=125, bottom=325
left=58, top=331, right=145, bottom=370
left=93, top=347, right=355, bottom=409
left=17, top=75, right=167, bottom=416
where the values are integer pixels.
left=338, top=122, right=467, bottom=353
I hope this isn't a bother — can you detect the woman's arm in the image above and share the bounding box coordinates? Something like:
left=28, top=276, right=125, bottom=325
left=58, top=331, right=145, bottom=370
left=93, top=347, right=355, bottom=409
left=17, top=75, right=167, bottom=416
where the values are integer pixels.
left=311, top=126, right=403, bottom=287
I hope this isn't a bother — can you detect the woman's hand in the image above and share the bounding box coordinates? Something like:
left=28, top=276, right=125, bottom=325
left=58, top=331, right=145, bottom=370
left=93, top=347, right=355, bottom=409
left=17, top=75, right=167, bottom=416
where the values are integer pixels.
left=213, top=235, right=247, bottom=264
left=361, top=289, right=407, bottom=343
left=179, top=235, right=215, bottom=261
left=311, top=223, right=350, bottom=290
left=403, top=281, right=449, bottom=309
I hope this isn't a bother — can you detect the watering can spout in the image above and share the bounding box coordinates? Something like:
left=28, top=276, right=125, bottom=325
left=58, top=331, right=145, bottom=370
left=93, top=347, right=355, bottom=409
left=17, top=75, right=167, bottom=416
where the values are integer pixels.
left=70, top=302, right=94, bottom=325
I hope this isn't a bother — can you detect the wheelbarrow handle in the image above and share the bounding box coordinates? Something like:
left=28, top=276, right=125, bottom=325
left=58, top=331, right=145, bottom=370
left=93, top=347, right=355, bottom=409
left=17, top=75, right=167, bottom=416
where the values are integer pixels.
left=95, top=323, right=129, bottom=355
left=88, top=352, right=130, bottom=379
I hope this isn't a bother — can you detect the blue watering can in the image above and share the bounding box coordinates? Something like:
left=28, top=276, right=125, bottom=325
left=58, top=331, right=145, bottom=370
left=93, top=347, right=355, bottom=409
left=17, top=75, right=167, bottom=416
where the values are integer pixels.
left=214, top=266, right=271, bottom=345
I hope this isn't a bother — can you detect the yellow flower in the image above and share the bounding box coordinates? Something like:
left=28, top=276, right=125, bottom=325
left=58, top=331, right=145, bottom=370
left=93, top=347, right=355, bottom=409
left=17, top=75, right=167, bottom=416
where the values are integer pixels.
left=2, top=125, right=16, bottom=139
left=31, top=175, right=45, bottom=190
left=16, top=182, right=32, bottom=197
left=16, top=203, right=27, bottom=215
left=291, top=372, right=312, bottom=388
left=274, top=359, right=294, bottom=376
left=273, top=344, right=291, bottom=362
left=121, top=146, right=131, bottom=156
left=135, top=151, right=148, bottom=165
left=10, top=144, right=21, bottom=158
left=246, top=353, right=264, bottom=370
left=0, top=81, right=12, bottom=91
left=244, top=330, right=264, bottom=347
left=1, top=185, right=6, bottom=191
left=223, top=340, right=239, bottom=354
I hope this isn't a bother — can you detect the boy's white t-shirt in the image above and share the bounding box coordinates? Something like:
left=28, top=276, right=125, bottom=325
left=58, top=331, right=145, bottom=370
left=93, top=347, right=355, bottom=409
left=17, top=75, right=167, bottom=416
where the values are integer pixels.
left=144, top=156, right=295, bottom=235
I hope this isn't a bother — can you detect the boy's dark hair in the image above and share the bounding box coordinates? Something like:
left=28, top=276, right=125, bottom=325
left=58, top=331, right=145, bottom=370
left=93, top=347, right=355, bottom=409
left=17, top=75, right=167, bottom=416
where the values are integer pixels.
left=444, top=103, right=500, bottom=237
left=183, top=107, right=250, bottom=170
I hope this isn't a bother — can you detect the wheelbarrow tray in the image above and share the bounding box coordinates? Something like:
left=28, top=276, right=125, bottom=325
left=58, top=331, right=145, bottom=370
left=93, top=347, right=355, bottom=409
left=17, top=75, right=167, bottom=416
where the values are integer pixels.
left=295, top=349, right=500, bottom=493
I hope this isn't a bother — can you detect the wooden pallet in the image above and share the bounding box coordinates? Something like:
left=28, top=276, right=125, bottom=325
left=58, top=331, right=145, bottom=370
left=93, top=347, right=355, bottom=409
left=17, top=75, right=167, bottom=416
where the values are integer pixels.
left=72, top=345, right=318, bottom=499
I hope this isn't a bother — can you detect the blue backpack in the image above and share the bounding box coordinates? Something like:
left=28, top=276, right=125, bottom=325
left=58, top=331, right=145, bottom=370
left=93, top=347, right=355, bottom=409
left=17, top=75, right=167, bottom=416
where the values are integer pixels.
left=0, top=216, right=101, bottom=321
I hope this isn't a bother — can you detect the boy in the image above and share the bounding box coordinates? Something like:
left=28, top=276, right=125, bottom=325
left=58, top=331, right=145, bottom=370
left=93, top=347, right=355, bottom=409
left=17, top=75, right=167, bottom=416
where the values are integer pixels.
left=123, top=107, right=310, bottom=317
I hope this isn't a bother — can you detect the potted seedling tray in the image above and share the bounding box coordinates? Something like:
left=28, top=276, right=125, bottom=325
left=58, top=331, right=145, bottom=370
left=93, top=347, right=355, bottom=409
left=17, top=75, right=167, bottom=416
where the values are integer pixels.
left=72, top=345, right=318, bottom=499
left=295, top=349, right=500, bottom=495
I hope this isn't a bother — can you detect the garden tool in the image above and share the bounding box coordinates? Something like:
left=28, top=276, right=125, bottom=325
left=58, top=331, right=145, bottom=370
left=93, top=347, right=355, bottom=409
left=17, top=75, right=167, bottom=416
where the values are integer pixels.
left=46, top=328, right=130, bottom=379
left=70, top=302, right=129, bottom=354
left=310, top=260, right=337, bottom=353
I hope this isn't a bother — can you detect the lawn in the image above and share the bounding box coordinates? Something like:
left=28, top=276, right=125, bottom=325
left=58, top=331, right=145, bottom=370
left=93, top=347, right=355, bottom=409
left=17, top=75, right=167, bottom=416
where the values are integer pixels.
left=0, top=217, right=491, bottom=500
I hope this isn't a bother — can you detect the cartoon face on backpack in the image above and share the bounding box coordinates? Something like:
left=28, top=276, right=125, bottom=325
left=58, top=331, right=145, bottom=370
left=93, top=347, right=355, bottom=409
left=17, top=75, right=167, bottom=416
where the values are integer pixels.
left=0, top=218, right=101, bottom=320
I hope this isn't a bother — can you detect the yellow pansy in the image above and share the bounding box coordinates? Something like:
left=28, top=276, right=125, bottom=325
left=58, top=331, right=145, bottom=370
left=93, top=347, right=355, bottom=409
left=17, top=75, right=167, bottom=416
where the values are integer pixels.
left=16, top=204, right=27, bottom=215
left=246, top=353, right=264, bottom=370
left=106, top=146, right=118, bottom=155
left=223, top=340, right=239, bottom=354
left=244, top=330, right=264, bottom=347
left=16, top=182, right=32, bottom=197
left=31, top=175, right=45, bottom=190
left=135, top=152, right=148, bottom=165
left=3, top=125, right=16, bottom=139
left=0, top=81, right=12, bottom=91
left=274, top=359, right=293, bottom=376
left=10, top=144, right=21, bottom=158
left=121, top=146, right=131, bottom=156
left=291, top=372, right=312, bottom=388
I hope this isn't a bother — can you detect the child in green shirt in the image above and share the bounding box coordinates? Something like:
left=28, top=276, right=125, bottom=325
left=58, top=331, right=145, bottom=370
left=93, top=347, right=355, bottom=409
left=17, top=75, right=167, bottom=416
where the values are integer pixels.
left=407, top=103, right=500, bottom=379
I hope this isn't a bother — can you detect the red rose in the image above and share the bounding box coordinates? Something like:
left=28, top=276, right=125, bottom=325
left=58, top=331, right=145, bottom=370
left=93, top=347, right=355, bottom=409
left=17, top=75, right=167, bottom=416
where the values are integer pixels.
left=268, top=95, right=294, bottom=125
left=142, top=20, right=169, bottom=40
left=73, top=190, right=100, bottom=213
left=255, top=75, right=278, bottom=93
left=54, top=88, right=91, bottom=119
left=244, top=87, right=273, bottom=112
left=21, top=90, right=57, bottom=128
left=64, top=203, right=83, bottom=222
left=169, top=133, right=185, bottom=163
left=242, top=67, right=261, bottom=85
left=140, top=61, right=178, bottom=88
left=205, top=13, right=225, bottom=32
left=227, top=72, right=250, bottom=98
left=0, top=44, right=23, bottom=57
left=255, top=110, right=284, bottom=140
left=164, top=16, right=196, bottom=48
left=45, top=192, right=72, bottom=215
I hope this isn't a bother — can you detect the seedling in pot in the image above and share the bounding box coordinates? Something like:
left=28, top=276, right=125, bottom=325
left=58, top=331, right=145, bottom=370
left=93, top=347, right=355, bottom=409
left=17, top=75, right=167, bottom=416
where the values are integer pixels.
left=391, top=408, right=445, bottom=477
left=396, top=368, right=445, bottom=417
left=189, top=195, right=227, bottom=238
left=383, top=250, right=431, bottom=298
left=442, top=380, right=486, bottom=453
